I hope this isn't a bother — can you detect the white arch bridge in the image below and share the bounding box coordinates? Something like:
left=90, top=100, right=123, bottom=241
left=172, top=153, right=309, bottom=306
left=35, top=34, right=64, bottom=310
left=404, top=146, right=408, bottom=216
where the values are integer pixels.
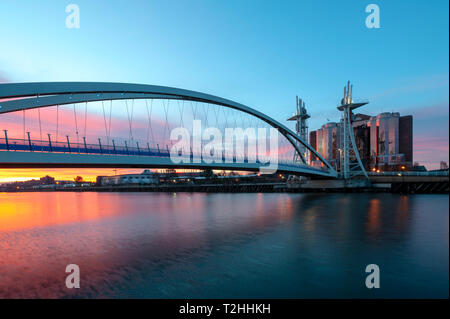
left=0, top=82, right=337, bottom=178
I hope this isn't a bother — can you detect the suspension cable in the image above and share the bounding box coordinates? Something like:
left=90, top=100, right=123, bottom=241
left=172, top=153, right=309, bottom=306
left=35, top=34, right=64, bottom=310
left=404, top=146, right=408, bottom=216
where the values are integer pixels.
left=163, top=99, right=170, bottom=145
left=56, top=105, right=59, bottom=142
left=102, top=100, right=108, bottom=144
left=73, top=103, right=79, bottom=145
left=38, top=107, right=43, bottom=142
left=22, top=109, right=25, bottom=140
left=130, top=99, right=134, bottom=141
left=108, top=100, right=112, bottom=144
left=177, top=100, right=184, bottom=128
left=83, top=102, right=87, bottom=139
left=145, top=99, right=151, bottom=145
left=125, top=99, right=133, bottom=142
left=149, top=99, right=154, bottom=146
left=213, top=103, right=219, bottom=127
left=203, top=102, right=209, bottom=128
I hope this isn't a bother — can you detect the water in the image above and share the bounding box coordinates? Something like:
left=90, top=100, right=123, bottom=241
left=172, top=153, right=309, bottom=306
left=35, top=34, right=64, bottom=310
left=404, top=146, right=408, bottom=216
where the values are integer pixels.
left=0, top=192, right=448, bottom=298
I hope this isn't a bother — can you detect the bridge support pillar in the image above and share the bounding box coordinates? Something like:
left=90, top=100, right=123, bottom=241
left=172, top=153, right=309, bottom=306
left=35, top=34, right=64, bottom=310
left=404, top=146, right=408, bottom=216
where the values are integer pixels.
left=47, top=134, right=53, bottom=152
left=27, top=132, right=33, bottom=151
left=3, top=130, right=9, bottom=151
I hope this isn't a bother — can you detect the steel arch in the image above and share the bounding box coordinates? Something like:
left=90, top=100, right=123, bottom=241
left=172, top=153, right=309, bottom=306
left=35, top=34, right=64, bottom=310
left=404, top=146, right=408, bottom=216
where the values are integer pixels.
left=0, top=82, right=337, bottom=176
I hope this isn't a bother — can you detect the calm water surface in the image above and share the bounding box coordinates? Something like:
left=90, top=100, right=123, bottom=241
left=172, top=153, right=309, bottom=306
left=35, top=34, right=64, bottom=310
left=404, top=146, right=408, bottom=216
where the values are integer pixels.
left=0, top=192, right=448, bottom=298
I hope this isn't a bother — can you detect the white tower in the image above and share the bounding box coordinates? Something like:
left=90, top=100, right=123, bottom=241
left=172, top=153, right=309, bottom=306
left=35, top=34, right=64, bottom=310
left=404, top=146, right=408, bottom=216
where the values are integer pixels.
left=337, top=81, right=369, bottom=179
left=287, top=96, right=310, bottom=164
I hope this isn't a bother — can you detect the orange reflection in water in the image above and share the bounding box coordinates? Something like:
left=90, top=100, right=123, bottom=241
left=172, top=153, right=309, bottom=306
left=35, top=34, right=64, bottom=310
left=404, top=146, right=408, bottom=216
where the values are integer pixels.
left=366, top=198, right=381, bottom=238
left=395, top=195, right=410, bottom=231
left=0, top=192, right=298, bottom=298
left=0, top=192, right=131, bottom=232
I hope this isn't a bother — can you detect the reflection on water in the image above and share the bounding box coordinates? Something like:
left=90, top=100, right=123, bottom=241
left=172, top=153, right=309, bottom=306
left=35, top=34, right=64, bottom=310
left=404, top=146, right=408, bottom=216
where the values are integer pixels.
left=0, top=192, right=448, bottom=298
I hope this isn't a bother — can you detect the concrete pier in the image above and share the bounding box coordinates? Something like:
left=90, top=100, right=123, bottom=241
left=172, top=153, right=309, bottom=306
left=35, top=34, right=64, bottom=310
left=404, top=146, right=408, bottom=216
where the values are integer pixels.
left=285, top=174, right=449, bottom=194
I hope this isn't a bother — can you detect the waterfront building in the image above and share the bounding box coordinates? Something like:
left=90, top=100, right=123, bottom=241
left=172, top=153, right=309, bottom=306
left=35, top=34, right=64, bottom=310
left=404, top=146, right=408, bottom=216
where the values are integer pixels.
left=309, top=112, right=413, bottom=171
left=367, top=112, right=413, bottom=169
left=352, top=114, right=371, bottom=168
left=309, top=122, right=340, bottom=169
left=99, top=170, right=159, bottom=186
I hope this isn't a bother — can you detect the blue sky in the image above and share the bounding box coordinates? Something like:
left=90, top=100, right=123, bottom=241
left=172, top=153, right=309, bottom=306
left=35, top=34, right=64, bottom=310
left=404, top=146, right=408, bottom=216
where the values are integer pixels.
left=0, top=0, right=448, bottom=168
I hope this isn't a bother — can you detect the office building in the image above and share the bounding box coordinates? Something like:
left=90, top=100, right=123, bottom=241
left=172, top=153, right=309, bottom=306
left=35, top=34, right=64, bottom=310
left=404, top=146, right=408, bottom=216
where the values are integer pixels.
left=309, top=112, right=413, bottom=171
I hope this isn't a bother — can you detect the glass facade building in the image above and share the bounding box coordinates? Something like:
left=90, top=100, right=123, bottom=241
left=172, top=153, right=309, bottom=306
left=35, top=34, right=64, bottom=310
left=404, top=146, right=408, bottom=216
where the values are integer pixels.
left=309, top=112, right=413, bottom=171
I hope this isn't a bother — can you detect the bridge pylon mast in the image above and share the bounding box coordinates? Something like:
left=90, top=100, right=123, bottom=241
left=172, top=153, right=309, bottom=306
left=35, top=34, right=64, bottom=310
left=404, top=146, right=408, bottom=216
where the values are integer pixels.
left=337, top=81, right=369, bottom=179
left=287, top=96, right=310, bottom=164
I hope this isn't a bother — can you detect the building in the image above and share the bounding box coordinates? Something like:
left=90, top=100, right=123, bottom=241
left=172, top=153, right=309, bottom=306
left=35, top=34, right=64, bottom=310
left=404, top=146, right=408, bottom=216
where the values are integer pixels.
left=352, top=114, right=371, bottom=168
left=309, top=112, right=413, bottom=171
left=399, top=115, right=413, bottom=166
left=99, top=170, right=159, bottom=186
left=367, top=112, right=413, bottom=170
left=97, top=169, right=212, bottom=186
left=40, top=175, right=56, bottom=185
left=309, top=122, right=340, bottom=169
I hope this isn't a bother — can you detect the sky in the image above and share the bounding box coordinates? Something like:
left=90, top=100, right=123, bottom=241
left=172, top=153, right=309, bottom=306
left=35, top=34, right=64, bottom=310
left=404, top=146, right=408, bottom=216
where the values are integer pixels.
left=0, top=0, right=448, bottom=181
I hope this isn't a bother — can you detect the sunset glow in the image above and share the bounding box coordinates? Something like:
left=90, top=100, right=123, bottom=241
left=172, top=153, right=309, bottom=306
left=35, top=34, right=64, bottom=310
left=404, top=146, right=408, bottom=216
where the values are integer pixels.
left=0, top=168, right=141, bottom=183
left=0, top=0, right=447, bottom=302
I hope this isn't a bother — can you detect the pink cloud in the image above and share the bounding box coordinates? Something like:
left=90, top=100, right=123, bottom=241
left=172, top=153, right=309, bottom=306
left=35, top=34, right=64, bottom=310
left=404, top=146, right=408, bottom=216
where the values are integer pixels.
left=392, top=100, right=450, bottom=170
left=0, top=106, right=172, bottom=146
left=0, top=71, right=10, bottom=84
left=413, top=135, right=449, bottom=170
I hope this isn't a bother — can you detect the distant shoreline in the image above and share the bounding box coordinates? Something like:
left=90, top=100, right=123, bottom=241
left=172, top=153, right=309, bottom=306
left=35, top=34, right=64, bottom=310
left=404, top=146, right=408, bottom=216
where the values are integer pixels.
left=1, top=181, right=448, bottom=194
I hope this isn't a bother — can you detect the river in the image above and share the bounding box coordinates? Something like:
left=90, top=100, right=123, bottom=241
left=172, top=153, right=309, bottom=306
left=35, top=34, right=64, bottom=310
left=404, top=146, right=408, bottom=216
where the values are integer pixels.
left=0, top=192, right=448, bottom=298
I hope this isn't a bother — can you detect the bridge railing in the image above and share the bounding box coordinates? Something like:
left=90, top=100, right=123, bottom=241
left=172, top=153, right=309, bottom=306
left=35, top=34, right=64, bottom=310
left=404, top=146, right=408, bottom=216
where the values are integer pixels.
left=368, top=171, right=449, bottom=177
left=0, top=136, right=330, bottom=172
left=0, top=137, right=170, bottom=157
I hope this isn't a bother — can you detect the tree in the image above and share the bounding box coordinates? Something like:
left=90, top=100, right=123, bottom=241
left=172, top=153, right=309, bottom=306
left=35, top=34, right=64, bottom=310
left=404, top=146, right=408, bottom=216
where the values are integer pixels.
left=202, top=169, right=214, bottom=178
left=74, top=176, right=84, bottom=184
left=40, top=175, right=55, bottom=185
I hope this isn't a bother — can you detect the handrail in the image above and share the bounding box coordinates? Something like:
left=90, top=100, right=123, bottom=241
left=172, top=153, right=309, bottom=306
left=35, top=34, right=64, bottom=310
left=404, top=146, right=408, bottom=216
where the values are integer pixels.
left=0, top=137, right=330, bottom=172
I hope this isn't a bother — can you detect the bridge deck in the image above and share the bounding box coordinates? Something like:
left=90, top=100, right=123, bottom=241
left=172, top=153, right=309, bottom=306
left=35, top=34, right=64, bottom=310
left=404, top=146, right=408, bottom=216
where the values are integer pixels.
left=0, top=138, right=335, bottom=178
